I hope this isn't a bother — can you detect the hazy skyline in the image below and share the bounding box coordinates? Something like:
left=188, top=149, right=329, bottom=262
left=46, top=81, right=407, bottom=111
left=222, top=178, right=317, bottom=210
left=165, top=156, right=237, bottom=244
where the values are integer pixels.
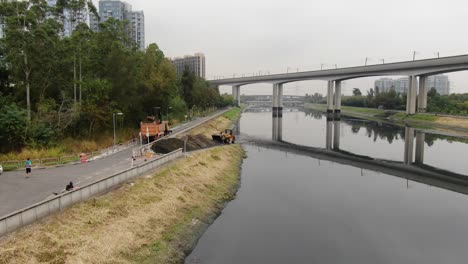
left=93, top=0, right=468, bottom=95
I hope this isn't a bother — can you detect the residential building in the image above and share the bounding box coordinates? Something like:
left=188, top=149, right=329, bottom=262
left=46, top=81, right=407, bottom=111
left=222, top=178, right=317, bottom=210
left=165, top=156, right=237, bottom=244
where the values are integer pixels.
left=394, top=77, right=409, bottom=94
left=373, top=75, right=450, bottom=95
left=425, top=75, right=450, bottom=95
left=89, top=0, right=145, bottom=50
left=128, top=11, right=145, bottom=50
left=47, top=0, right=88, bottom=37
left=0, top=21, right=4, bottom=39
left=374, top=78, right=394, bottom=93
left=170, top=53, right=206, bottom=79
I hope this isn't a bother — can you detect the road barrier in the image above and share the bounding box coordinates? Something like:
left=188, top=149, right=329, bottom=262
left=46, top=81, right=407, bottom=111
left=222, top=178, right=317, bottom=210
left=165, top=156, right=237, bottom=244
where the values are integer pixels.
left=0, top=160, right=21, bottom=171
left=0, top=148, right=183, bottom=237
left=0, top=138, right=140, bottom=172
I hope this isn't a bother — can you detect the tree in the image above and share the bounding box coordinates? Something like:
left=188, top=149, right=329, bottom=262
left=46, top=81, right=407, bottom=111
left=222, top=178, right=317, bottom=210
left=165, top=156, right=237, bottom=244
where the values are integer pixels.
left=1, top=0, right=62, bottom=122
left=352, top=88, right=362, bottom=96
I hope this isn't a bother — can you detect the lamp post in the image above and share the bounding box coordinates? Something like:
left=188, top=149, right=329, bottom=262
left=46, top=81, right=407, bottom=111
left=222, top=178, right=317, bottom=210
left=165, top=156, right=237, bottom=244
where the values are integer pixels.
left=153, top=106, right=160, bottom=122
left=113, top=112, right=123, bottom=148
left=166, top=106, right=172, bottom=124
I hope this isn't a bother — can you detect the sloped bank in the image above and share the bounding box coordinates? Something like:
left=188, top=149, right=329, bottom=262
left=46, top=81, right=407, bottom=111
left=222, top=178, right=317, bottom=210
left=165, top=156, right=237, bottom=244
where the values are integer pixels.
left=0, top=145, right=245, bottom=264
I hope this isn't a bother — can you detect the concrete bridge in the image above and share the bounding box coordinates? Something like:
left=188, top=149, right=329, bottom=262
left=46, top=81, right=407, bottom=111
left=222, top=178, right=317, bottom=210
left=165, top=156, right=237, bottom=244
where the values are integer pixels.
left=209, top=55, right=468, bottom=115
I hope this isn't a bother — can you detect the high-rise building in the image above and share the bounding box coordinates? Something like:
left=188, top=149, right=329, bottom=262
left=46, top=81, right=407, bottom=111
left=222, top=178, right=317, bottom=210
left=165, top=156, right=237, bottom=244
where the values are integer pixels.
left=128, top=11, right=145, bottom=51
left=374, top=78, right=394, bottom=93
left=170, top=53, right=206, bottom=79
left=394, top=77, right=409, bottom=94
left=89, top=0, right=145, bottom=50
left=373, top=75, right=450, bottom=95
left=425, top=75, right=450, bottom=95
left=47, top=0, right=88, bottom=37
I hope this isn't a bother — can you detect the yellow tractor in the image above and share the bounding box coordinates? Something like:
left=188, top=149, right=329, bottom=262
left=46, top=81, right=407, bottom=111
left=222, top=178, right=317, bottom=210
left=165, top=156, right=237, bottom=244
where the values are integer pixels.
left=212, top=129, right=236, bottom=144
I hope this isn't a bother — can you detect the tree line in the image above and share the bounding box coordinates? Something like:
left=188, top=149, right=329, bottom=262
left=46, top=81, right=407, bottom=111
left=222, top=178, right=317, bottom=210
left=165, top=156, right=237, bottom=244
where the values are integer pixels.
left=0, top=0, right=232, bottom=152
left=305, top=87, right=468, bottom=115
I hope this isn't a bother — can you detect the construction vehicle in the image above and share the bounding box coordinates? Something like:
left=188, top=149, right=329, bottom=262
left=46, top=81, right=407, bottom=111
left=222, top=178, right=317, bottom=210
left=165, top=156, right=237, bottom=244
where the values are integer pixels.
left=212, top=129, right=236, bottom=144
left=140, top=116, right=172, bottom=141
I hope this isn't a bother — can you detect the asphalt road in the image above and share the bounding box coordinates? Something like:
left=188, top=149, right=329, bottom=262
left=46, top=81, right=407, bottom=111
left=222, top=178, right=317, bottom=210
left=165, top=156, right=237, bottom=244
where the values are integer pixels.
left=0, top=109, right=230, bottom=218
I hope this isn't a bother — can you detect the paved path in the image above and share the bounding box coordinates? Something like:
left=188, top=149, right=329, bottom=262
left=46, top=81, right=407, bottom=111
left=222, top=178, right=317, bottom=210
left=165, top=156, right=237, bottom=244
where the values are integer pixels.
left=0, top=109, right=230, bottom=217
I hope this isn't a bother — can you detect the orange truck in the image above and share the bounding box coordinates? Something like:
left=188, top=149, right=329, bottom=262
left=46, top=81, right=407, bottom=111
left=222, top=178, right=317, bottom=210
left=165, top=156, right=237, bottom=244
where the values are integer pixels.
left=140, top=116, right=172, bottom=141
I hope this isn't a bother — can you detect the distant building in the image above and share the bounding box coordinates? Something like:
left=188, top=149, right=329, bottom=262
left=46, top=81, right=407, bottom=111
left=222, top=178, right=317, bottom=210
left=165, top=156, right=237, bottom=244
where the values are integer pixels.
left=128, top=11, right=145, bottom=51
left=0, top=21, right=4, bottom=39
left=374, top=78, right=394, bottom=93
left=425, top=75, right=450, bottom=95
left=373, top=75, right=450, bottom=95
left=47, top=0, right=88, bottom=37
left=170, top=53, right=206, bottom=79
left=89, top=0, right=145, bottom=50
left=394, top=77, right=409, bottom=94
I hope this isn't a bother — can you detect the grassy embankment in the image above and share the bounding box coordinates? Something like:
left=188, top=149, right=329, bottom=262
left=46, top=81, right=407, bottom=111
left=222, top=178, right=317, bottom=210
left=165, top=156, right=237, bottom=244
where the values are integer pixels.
left=180, top=106, right=242, bottom=139
left=0, top=128, right=137, bottom=162
left=305, top=103, right=468, bottom=133
left=0, top=108, right=245, bottom=264
left=0, top=108, right=224, bottom=163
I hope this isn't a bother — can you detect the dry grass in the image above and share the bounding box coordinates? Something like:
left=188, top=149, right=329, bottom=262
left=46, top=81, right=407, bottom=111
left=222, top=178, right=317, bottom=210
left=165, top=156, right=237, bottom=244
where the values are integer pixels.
left=0, top=145, right=244, bottom=264
left=179, top=115, right=232, bottom=139
left=435, top=116, right=468, bottom=130
left=0, top=128, right=137, bottom=162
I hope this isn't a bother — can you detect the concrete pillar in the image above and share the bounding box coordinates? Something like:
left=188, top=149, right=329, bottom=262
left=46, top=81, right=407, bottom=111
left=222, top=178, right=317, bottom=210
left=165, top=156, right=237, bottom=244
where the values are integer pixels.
left=334, top=80, right=342, bottom=114
left=232, top=86, right=237, bottom=105
left=404, top=127, right=415, bottom=165
left=415, top=131, right=425, bottom=164
left=272, top=83, right=283, bottom=141
left=327, top=81, right=334, bottom=113
left=333, top=119, right=340, bottom=150
left=406, top=76, right=417, bottom=115
left=272, top=83, right=283, bottom=118
left=232, top=85, right=241, bottom=107
left=418, top=76, right=427, bottom=113
left=326, top=120, right=333, bottom=150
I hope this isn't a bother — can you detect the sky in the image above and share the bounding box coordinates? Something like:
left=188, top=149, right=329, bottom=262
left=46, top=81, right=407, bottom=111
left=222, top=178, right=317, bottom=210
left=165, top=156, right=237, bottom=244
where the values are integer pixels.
left=93, top=0, right=468, bottom=96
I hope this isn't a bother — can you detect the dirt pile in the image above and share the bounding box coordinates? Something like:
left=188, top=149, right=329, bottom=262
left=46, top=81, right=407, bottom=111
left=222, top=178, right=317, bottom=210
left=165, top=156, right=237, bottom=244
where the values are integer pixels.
left=151, top=134, right=219, bottom=154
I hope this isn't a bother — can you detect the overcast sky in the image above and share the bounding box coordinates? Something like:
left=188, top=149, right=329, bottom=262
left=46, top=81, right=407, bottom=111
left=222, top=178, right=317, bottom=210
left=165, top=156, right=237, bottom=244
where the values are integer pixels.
left=93, top=0, right=468, bottom=95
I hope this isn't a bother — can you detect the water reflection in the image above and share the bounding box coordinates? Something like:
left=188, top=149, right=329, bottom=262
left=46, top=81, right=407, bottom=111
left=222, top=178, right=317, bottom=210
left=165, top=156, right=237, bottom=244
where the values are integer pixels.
left=266, top=108, right=467, bottom=177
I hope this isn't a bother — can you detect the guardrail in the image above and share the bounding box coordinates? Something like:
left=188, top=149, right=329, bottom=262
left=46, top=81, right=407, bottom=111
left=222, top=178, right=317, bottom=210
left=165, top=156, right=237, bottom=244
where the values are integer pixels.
left=0, top=148, right=183, bottom=237
left=1, top=138, right=139, bottom=171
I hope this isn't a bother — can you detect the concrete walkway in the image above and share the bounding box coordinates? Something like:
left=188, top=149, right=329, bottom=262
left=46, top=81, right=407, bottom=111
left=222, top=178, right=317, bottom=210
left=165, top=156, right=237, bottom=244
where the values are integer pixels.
left=0, top=108, right=231, bottom=218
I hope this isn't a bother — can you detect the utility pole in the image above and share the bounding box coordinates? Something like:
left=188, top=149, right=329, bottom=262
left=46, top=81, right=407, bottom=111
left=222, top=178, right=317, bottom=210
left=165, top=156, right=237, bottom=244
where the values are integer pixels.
left=365, top=57, right=368, bottom=66
left=413, top=51, right=416, bottom=61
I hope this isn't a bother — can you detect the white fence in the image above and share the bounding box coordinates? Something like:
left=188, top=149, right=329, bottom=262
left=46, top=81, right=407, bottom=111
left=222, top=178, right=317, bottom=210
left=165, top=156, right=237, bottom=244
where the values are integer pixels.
left=0, top=148, right=183, bottom=237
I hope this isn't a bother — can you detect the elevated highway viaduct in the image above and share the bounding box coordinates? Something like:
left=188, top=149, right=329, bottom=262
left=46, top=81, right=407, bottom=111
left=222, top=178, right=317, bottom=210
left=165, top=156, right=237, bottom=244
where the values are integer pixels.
left=209, top=55, right=468, bottom=116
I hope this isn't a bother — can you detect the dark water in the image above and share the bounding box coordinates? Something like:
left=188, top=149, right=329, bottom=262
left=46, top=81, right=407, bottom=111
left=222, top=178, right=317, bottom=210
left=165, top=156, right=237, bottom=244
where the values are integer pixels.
left=186, top=109, right=468, bottom=264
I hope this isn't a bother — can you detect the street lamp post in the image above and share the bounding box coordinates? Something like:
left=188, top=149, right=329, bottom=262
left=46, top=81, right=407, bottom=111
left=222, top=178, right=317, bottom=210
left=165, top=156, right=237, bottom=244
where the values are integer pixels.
left=113, top=112, right=123, bottom=149
left=153, top=106, right=160, bottom=122
left=166, top=106, right=172, bottom=124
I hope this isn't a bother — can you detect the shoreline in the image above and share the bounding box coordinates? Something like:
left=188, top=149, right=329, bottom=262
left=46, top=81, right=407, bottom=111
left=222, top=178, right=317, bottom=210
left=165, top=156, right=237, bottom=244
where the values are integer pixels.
left=0, top=108, right=245, bottom=264
left=304, top=103, right=468, bottom=137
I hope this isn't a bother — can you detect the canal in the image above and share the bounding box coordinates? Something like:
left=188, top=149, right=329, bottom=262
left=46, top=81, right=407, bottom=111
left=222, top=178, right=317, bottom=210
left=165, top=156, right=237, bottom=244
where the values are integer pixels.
left=186, top=108, right=468, bottom=264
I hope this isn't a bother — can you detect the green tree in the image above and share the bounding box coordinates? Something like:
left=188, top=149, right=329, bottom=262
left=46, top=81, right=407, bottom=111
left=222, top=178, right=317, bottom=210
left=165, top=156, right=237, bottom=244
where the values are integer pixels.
left=352, top=88, right=362, bottom=96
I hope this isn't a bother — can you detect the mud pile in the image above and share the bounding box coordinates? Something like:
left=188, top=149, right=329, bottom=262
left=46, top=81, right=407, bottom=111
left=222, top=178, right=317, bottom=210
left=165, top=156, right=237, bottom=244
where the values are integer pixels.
left=151, top=134, right=220, bottom=154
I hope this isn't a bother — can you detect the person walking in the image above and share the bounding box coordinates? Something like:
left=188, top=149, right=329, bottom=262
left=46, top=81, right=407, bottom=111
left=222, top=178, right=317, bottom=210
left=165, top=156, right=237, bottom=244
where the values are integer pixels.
left=25, top=158, right=32, bottom=178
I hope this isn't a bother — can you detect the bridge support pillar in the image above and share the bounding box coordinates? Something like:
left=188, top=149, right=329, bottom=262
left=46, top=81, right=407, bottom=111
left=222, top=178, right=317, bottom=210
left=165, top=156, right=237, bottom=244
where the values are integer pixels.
left=232, top=85, right=241, bottom=107
left=334, top=80, right=342, bottom=113
left=326, top=119, right=333, bottom=150
left=418, top=76, right=427, bottom=113
left=404, top=127, right=415, bottom=165
left=406, top=76, right=417, bottom=115
left=415, top=131, right=425, bottom=164
left=272, top=84, right=283, bottom=141
left=327, top=81, right=335, bottom=113
left=333, top=119, right=340, bottom=150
